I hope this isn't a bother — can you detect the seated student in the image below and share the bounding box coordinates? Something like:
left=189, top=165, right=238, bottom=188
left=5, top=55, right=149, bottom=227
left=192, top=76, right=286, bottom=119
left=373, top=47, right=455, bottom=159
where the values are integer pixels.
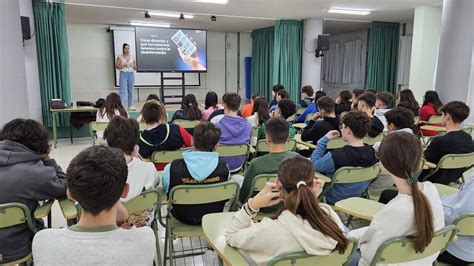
left=162, top=122, right=229, bottom=225
left=209, top=94, right=243, bottom=123
left=299, top=85, right=314, bottom=108
left=201, top=91, right=223, bottom=122
left=301, top=96, right=340, bottom=144
left=372, top=107, right=415, bottom=152
left=348, top=132, right=444, bottom=266
left=374, top=92, right=393, bottom=131
left=419, top=90, right=443, bottom=136
left=311, top=111, right=377, bottom=204
left=138, top=100, right=192, bottom=170
left=0, top=119, right=67, bottom=264
left=216, top=93, right=252, bottom=172
left=258, top=99, right=297, bottom=140
left=171, top=94, right=202, bottom=122
left=239, top=118, right=299, bottom=203
left=96, top=92, right=129, bottom=139
left=247, top=97, right=271, bottom=146
left=422, top=101, right=473, bottom=184
left=241, top=92, right=259, bottom=118
left=357, top=92, right=384, bottom=138
left=269, top=89, right=289, bottom=113
left=104, top=116, right=159, bottom=202
left=32, top=146, right=156, bottom=265
left=438, top=175, right=474, bottom=265
left=294, top=90, right=327, bottom=123
left=226, top=156, right=349, bottom=266
left=137, top=94, right=164, bottom=122
left=396, top=89, right=419, bottom=116
left=270, top=84, right=284, bottom=107
left=351, top=89, right=365, bottom=110
left=335, top=90, right=353, bottom=116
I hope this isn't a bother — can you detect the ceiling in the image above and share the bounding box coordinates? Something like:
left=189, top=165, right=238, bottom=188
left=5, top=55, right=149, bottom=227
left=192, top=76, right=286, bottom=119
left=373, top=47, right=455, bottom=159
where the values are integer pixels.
left=65, top=0, right=442, bottom=33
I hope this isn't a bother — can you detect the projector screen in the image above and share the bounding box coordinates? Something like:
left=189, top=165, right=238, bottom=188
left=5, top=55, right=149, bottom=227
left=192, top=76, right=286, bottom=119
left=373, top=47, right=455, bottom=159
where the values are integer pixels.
left=135, top=27, right=207, bottom=72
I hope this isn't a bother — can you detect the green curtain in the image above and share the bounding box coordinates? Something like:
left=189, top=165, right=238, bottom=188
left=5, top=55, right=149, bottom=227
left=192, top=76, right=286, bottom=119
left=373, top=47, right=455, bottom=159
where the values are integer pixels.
left=33, top=1, right=71, bottom=127
left=250, top=26, right=275, bottom=100
left=365, top=21, right=400, bottom=94
left=272, top=20, right=303, bottom=103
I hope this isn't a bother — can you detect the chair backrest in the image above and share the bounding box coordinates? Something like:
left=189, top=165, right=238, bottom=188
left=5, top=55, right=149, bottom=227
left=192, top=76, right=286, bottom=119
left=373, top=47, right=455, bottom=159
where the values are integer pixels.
left=252, top=126, right=260, bottom=139
left=216, top=144, right=250, bottom=158
left=370, top=225, right=457, bottom=266
left=139, top=122, right=147, bottom=131
left=414, top=116, right=420, bottom=124
left=363, top=133, right=386, bottom=145
left=462, top=127, right=472, bottom=135
left=268, top=238, right=357, bottom=266
left=453, top=213, right=474, bottom=237
left=286, top=114, right=296, bottom=123
left=437, top=153, right=474, bottom=170
left=122, top=189, right=161, bottom=214
left=256, top=139, right=296, bottom=153
left=241, top=174, right=278, bottom=203
left=151, top=149, right=189, bottom=164
left=173, top=119, right=200, bottom=129
left=90, top=121, right=109, bottom=133
left=333, top=163, right=381, bottom=184
left=305, top=113, right=315, bottom=122
left=296, top=107, right=307, bottom=115
left=169, top=181, right=240, bottom=206
left=427, top=115, right=443, bottom=124
left=327, top=138, right=346, bottom=149
left=0, top=203, right=36, bottom=232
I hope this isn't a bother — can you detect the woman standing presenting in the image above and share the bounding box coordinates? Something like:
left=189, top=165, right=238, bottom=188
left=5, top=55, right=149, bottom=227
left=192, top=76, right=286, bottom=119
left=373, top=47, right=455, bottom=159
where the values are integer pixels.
left=115, top=43, right=137, bottom=111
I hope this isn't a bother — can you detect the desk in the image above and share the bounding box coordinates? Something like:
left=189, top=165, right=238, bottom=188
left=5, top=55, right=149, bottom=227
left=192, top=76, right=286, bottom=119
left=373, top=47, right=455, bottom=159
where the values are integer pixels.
left=202, top=212, right=248, bottom=266
left=423, top=160, right=437, bottom=170
left=334, top=197, right=385, bottom=221
left=315, top=172, right=331, bottom=183
left=434, top=183, right=458, bottom=198
left=293, top=123, right=307, bottom=130
left=50, top=107, right=98, bottom=148
left=420, top=125, right=446, bottom=132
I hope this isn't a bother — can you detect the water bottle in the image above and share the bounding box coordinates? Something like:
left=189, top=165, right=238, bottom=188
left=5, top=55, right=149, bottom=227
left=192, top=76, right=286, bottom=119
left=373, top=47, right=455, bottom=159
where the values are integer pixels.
left=72, top=101, right=77, bottom=108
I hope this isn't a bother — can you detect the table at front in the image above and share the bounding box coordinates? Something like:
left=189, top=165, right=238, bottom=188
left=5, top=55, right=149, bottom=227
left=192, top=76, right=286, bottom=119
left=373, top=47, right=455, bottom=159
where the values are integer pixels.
left=202, top=212, right=248, bottom=266
left=50, top=107, right=98, bottom=148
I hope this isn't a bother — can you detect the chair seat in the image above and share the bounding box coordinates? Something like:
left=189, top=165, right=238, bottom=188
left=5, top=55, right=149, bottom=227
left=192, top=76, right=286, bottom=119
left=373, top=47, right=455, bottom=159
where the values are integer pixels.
left=434, top=183, right=458, bottom=198
left=334, top=197, right=385, bottom=221
left=169, top=216, right=204, bottom=238
left=293, top=123, right=307, bottom=130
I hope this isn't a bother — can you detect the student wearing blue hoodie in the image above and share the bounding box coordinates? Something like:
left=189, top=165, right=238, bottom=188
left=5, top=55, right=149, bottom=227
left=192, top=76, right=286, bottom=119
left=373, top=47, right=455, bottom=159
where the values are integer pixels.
left=216, top=93, right=252, bottom=172
left=162, top=122, right=230, bottom=225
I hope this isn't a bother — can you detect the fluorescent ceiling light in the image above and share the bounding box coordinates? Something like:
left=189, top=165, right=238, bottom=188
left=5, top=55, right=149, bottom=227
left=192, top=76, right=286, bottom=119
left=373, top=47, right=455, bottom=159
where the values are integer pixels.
left=149, top=11, right=194, bottom=19
left=328, top=9, right=370, bottom=15
left=130, top=21, right=170, bottom=28
left=193, top=0, right=228, bottom=4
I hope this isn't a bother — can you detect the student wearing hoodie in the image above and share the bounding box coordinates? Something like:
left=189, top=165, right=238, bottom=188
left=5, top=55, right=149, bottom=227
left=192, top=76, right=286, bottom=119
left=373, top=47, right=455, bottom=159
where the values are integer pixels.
left=0, top=119, right=67, bottom=264
left=162, top=122, right=230, bottom=225
left=301, top=96, right=341, bottom=144
left=311, top=111, right=377, bottom=204
left=294, top=91, right=327, bottom=123
left=357, top=92, right=384, bottom=138
left=138, top=100, right=192, bottom=170
left=372, top=107, right=415, bottom=152
left=226, top=156, right=349, bottom=266
left=216, top=93, right=252, bottom=172
left=374, top=92, right=393, bottom=131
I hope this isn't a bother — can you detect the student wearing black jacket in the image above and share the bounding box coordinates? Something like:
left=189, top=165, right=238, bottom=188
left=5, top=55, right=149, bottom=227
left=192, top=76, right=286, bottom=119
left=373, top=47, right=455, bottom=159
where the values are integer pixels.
left=301, top=96, right=340, bottom=144
left=357, top=92, right=384, bottom=138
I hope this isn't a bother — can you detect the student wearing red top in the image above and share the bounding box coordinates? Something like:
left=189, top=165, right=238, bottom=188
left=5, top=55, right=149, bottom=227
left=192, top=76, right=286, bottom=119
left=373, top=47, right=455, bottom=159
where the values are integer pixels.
left=241, top=93, right=260, bottom=118
left=419, top=90, right=443, bottom=136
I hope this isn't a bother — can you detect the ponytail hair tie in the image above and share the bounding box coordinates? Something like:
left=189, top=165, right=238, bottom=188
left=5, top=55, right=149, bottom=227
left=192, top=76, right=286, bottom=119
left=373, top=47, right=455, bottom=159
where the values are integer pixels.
left=296, top=181, right=307, bottom=189
left=405, top=171, right=419, bottom=186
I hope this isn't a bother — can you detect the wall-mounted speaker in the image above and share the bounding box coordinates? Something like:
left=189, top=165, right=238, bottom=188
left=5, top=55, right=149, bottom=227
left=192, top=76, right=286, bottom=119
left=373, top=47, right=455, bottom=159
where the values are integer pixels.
left=315, top=34, right=330, bottom=57
left=21, top=16, right=31, bottom=40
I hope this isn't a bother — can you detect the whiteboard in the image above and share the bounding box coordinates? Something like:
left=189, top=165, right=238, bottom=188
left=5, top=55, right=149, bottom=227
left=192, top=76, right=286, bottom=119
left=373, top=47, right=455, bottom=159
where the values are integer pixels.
left=112, top=27, right=200, bottom=87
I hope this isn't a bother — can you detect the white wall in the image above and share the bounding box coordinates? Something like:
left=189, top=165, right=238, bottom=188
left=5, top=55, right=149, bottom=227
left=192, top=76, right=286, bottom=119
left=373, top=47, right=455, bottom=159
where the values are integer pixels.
left=0, top=0, right=30, bottom=125
left=67, top=23, right=251, bottom=103
left=239, top=32, right=252, bottom=100
left=301, top=19, right=323, bottom=92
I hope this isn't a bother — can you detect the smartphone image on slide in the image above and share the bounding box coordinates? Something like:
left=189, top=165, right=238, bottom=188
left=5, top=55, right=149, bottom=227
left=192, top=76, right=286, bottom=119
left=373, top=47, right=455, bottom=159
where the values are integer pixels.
left=171, top=30, right=197, bottom=57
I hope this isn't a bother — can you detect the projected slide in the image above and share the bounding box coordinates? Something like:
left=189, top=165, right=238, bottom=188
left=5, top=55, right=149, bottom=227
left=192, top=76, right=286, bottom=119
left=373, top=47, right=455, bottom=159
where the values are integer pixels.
left=135, top=27, right=207, bottom=72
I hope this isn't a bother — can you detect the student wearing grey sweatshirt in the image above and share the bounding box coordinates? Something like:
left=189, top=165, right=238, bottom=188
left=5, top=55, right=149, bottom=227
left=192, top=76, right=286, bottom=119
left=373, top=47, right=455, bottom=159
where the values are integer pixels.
left=0, top=119, right=67, bottom=264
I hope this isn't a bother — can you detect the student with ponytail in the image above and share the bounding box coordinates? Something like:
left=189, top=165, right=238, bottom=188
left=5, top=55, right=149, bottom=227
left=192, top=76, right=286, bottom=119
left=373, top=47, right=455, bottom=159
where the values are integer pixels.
left=226, top=156, right=348, bottom=266
left=348, top=132, right=444, bottom=266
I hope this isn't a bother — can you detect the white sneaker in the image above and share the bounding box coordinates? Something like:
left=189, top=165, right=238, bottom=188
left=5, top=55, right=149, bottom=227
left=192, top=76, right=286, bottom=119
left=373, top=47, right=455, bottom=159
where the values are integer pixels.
left=128, top=106, right=137, bottom=111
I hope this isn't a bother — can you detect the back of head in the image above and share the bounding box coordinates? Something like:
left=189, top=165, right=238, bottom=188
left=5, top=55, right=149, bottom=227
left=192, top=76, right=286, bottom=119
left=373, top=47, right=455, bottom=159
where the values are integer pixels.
left=277, top=90, right=289, bottom=100
left=277, top=99, right=296, bottom=119
left=146, top=94, right=160, bottom=102
left=399, top=89, right=419, bottom=109
left=104, top=116, right=140, bottom=155
left=223, top=93, right=241, bottom=112
left=352, top=89, right=365, bottom=99
left=193, top=122, right=221, bottom=152
left=182, top=94, right=201, bottom=120
left=423, top=90, right=442, bottom=110
left=251, top=92, right=261, bottom=101
left=265, top=118, right=289, bottom=144
left=103, top=92, right=127, bottom=119
left=314, top=90, right=327, bottom=102
left=277, top=156, right=349, bottom=253
left=378, top=132, right=433, bottom=253
left=272, top=84, right=285, bottom=94
left=340, top=90, right=352, bottom=103
left=0, top=118, right=50, bottom=154
left=384, top=107, right=415, bottom=130
left=205, top=91, right=219, bottom=109
left=301, top=85, right=314, bottom=97
left=439, top=101, right=470, bottom=124
left=142, top=100, right=163, bottom=124
left=316, top=96, right=335, bottom=114
left=357, top=92, right=376, bottom=108
left=341, top=111, right=372, bottom=139
left=67, top=146, right=128, bottom=215
left=375, top=92, right=394, bottom=108
left=253, top=97, right=270, bottom=124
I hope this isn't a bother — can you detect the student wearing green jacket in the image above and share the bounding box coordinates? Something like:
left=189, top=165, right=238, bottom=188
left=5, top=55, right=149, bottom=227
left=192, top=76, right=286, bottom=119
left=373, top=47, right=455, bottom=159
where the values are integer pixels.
left=240, top=118, right=299, bottom=203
